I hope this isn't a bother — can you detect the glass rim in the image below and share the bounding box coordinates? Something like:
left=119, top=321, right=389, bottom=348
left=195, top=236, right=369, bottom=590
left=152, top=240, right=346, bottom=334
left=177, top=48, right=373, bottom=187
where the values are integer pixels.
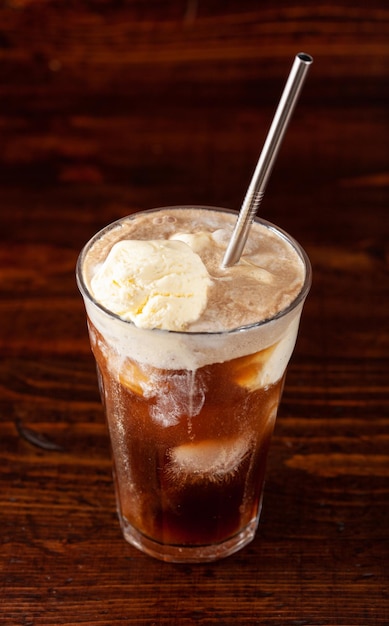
left=76, top=205, right=312, bottom=337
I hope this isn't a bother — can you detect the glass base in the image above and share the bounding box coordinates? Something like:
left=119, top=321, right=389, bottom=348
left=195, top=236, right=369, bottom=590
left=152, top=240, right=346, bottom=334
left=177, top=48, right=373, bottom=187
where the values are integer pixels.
left=119, top=516, right=260, bottom=563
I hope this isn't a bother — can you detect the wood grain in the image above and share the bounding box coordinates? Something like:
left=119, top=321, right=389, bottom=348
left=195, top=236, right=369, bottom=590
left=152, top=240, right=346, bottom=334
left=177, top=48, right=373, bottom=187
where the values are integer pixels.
left=0, top=2, right=388, bottom=624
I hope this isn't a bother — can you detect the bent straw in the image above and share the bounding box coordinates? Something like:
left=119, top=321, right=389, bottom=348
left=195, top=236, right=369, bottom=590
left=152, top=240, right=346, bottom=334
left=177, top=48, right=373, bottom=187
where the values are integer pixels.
left=222, top=52, right=313, bottom=268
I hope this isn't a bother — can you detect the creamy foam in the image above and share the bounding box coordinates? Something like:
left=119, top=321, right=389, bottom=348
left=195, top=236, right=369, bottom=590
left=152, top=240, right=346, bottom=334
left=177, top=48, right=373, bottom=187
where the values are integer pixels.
left=83, top=208, right=305, bottom=331
left=78, top=207, right=310, bottom=372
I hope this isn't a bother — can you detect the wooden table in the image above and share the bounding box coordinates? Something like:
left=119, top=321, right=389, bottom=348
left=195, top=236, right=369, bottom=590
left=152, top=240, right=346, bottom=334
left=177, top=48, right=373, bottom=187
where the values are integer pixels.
left=1, top=3, right=388, bottom=624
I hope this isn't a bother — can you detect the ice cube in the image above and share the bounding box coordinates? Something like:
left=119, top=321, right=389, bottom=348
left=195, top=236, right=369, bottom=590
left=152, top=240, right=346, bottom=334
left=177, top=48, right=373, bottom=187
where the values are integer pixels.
left=233, top=325, right=298, bottom=390
left=119, top=359, right=152, bottom=397
left=169, top=436, right=250, bottom=483
left=149, top=371, right=206, bottom=427
left=119, top=363, right=207, bottom=428
left=232, top=346, right=274, bottom=391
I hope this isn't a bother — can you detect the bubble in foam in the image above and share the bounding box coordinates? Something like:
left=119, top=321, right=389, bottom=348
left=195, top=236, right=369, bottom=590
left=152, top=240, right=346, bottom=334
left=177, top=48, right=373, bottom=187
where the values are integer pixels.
left=153, top=215, right=177, bottom=225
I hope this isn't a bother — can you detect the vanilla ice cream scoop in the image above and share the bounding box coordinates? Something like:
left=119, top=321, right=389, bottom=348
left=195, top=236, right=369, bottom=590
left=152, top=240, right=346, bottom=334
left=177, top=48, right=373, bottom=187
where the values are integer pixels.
left=90, top=239, right=212, bottom=331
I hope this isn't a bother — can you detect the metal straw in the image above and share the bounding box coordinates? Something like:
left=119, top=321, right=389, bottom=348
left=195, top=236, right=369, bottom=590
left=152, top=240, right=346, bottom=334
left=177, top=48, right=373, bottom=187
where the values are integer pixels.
left=222, top=52, right=313, bottom=268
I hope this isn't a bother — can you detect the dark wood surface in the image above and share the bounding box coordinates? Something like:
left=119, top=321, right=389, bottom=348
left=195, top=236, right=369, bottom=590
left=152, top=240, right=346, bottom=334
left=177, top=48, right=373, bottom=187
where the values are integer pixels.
left=1, top=2, right=388, bottom=624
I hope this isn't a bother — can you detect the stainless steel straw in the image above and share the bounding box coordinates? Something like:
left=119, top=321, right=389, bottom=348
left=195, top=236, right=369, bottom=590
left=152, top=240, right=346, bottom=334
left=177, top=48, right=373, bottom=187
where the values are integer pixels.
left=222, top=52, right=313, bottom=267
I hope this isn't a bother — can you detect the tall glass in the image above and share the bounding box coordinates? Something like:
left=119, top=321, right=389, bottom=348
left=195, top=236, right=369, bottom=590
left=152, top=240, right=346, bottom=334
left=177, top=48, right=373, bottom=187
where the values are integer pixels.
left=76, top=207, right=311, bottom=562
